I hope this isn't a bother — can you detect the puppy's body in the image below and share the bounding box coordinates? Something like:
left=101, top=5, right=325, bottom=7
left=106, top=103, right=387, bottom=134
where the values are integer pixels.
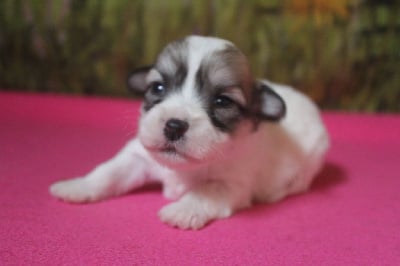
left=50, top=36, right=329, bottom=229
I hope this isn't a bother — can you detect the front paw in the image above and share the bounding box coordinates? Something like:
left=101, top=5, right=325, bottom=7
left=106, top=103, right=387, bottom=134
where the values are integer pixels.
left=49, top=177, right=99, bottom=203
left=159, top=201, right=210, bottom=230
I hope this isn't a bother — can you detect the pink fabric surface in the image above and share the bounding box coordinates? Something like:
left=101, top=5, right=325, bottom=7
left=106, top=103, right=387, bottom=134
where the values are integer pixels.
left=1, top=91, right=399, bottom=265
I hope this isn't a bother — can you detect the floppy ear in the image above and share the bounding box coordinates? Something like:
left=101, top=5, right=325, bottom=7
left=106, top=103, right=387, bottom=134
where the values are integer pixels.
left=252, top=82, right=286, bottom=121
left=126, top=66, right=153, bottom=94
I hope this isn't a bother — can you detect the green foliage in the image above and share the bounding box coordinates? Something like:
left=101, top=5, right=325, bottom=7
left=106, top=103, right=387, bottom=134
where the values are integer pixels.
left=0, top=0, right=399, bottom=111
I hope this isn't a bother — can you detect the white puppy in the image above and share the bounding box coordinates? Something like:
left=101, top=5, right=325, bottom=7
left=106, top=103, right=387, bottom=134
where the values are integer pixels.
left=50, top=36, right=329, bottom=230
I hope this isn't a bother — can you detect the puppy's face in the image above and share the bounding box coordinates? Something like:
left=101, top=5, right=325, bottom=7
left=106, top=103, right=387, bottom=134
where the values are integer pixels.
left=128, top=36, right=285, bottom=167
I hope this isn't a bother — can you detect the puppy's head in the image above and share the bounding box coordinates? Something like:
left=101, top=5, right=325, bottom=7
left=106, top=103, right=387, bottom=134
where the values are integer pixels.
left=128, top=36, right=285, bottom=167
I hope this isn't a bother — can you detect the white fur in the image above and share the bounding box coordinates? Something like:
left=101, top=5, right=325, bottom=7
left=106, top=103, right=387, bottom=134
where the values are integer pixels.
left=50, top=36, right=329, bottom=230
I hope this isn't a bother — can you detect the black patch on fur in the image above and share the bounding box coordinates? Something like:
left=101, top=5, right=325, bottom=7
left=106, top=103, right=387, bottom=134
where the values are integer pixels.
left=195, top=45, right=252, bottom=132
left=143, top=83, right=164, bottom=111
left=142, top=39, right=189, bottom=112
left=155, top=40, right=188, bottom=93
left=209, top=93, right=245, bottom=132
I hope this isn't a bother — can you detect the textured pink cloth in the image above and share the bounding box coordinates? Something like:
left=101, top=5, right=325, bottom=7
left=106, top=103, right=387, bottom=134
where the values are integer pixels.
left=1, top=92, right=399, bottom=265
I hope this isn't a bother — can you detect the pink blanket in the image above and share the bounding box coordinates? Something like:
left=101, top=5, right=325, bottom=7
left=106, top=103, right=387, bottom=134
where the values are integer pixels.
left=1, top=92, right=399, bottom=265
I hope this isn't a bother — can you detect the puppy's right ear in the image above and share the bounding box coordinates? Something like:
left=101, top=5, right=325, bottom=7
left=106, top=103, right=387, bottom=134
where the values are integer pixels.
left=127, top=66, right=153, bottom=94
left=251, top=81, right=286, bottom=122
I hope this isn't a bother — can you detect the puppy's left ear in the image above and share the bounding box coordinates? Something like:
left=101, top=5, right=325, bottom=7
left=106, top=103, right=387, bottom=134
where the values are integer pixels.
left=251, top=82, right=286, bottom=121
left=127, top=66, right=152, bottom=94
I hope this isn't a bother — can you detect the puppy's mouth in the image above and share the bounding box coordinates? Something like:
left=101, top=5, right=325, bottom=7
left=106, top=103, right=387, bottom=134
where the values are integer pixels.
left=161, top=143, right=178, bottom=154
left=145, top=142, right=200, bottom=164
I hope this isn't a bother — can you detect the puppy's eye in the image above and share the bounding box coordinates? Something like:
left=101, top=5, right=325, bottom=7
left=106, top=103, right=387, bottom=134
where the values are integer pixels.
left=214, top=95, right=235, bottom=108
left=149, top=82, right=166, bottom=95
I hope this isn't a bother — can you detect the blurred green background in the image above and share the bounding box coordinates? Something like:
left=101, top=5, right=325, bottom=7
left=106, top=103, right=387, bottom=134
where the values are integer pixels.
left=0, top=0, right=399, bottom=111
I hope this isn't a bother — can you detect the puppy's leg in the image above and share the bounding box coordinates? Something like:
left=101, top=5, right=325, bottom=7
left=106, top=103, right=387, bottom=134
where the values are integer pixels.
left=49, top=139, right=149, bottom=203
left=159, top=181, right=251, bottom=230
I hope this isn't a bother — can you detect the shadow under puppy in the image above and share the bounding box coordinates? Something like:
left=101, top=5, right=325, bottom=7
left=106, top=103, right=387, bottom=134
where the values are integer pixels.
left=50, top=36, right=330, bottom=230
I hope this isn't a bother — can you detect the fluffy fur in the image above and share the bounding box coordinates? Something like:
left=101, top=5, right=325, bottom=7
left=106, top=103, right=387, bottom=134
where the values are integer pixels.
left=50, top=36, right=330, bottom=230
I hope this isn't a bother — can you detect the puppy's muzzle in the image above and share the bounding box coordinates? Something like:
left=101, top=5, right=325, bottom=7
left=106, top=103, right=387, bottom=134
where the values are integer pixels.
left=164, top=119, right=189, bottom=142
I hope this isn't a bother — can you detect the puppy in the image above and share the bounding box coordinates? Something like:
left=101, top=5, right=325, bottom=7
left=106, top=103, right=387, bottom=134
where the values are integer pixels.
left=50, top=36, right=330, bottom=230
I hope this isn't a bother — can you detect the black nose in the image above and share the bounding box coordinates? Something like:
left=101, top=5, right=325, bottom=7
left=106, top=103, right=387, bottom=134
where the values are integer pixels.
left=164, top=119, right=189, bottom=141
